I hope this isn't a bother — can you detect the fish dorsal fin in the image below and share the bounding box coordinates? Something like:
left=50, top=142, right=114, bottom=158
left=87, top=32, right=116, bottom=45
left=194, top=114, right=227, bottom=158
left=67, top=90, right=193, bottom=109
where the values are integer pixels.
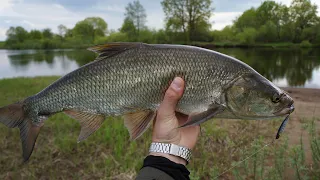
left=180, top=105, right=225, bottom=128
left=124, top=109, right=155, bottom=140
left=64, top=110, right=105, bottom=142
left=88, top=42, right=143, bottom=59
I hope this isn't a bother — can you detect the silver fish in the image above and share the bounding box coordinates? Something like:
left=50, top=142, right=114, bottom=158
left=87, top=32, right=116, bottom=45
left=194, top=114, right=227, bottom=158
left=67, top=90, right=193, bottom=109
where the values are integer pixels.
left=0, top=43, right=294, bottom=161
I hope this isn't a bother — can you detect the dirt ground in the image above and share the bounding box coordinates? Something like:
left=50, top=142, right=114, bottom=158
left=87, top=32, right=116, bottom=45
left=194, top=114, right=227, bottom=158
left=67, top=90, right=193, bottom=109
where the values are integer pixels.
left=281, top=87, right=320, bottom=166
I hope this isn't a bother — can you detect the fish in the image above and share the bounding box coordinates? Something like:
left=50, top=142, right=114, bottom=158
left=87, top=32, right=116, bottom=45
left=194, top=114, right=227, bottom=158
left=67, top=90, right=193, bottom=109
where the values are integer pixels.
left=0, top=42, right=294, bottom=161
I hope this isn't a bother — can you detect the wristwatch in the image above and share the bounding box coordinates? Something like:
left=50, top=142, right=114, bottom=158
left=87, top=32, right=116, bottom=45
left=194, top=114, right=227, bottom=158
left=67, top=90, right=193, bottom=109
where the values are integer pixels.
left=149, top=142, right=192, bottom=162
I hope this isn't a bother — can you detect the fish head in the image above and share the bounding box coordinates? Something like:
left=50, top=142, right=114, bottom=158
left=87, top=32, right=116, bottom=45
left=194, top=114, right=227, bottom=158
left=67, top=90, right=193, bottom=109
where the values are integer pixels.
left=225, top=73, right=294, bottom=119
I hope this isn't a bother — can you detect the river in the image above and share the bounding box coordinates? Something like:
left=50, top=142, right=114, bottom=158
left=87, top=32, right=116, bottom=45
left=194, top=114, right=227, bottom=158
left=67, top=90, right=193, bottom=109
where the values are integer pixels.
left=0, top=48, right=319, bottom=88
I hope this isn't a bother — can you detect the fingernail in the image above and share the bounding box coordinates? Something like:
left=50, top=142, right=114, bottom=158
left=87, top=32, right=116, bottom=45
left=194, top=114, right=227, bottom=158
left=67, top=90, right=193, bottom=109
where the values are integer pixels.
left=171, top=77, right=182, bottom=91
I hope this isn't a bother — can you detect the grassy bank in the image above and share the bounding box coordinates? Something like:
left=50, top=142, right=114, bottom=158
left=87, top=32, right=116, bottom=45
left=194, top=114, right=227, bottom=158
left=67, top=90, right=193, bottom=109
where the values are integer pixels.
left=0, top=77, right=319, bottom=179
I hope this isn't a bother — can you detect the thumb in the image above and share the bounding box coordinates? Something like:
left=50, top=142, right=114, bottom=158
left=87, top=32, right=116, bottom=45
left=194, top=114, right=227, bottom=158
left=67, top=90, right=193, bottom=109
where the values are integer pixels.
left=158, top=77, right=184, bottom=119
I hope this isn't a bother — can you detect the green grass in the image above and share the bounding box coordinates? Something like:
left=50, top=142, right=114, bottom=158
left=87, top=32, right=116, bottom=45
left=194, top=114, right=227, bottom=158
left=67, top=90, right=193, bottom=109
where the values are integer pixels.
left=0, top=77, right=319, bottom=179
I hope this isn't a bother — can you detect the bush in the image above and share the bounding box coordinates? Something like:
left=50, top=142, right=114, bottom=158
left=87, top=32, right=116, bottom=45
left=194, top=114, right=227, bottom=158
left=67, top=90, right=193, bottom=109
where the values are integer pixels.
left=235, top=28, right=257, bottom=44
left=300, top=40, right=312, bottom=48
left=106, top=32, right=128, bottom=42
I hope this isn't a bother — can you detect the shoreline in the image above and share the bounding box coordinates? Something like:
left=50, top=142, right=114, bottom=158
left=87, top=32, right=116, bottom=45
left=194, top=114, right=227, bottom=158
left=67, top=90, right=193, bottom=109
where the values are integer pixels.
left=1, top=42, right=319, bottom=50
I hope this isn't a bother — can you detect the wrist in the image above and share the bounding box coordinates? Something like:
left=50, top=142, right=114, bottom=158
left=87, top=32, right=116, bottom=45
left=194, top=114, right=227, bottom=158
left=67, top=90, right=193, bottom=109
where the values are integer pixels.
left=149, top=152, right=187, bottom=165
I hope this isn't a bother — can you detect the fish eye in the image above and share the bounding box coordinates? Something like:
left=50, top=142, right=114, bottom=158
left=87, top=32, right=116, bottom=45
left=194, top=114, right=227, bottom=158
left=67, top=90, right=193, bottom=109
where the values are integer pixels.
left=272, top=94, right=281, bottom=103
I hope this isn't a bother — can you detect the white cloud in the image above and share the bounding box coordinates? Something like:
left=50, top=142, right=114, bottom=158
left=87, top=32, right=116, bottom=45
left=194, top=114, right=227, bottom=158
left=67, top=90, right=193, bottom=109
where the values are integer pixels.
left=146, top=10, right=165, bottom=30
left=0, top=0, right=13, bottom=11
left=22, top=20, right=35, bottom=28
left=0, top=27, right=7, bottom=40
left=211, top=12, right=242, bottom=30
left=95, top=4, right=125, bottom=13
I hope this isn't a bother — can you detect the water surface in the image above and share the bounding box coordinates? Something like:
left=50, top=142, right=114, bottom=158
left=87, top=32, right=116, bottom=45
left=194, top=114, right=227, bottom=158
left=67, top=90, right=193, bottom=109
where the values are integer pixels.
left=0, top=48, right=319, bottom=88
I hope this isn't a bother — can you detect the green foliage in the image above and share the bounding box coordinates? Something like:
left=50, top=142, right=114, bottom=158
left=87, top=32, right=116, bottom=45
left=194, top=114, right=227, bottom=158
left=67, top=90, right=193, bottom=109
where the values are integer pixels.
left=73, top=17, right=108, bottom=44
left=6, top=26, right=28, bottom=44
left=300, top=40, right=312, bottom=48
left=220, top=0, right=319, bottom=44
left=124, top=0, right=147, bottom=41
left=120, top=18, right=137, bottom=41
left=234, top=8, right=258, bottom=31
left=212, top=26, right=236, bottom=42
left=29, top=30, right=42, bottom=40
left=42, top=28, right=53, bottom=39
left=0, top=41, right=4, bottom=49
left=257, top=21, right=278, bottom=42
left=105, top=31, right=128, bottom=42
left=58, top=24, right=68, bottom=40
left=3, top=0, right=320, bottom=49
left=236, top=28, right=257, bottom=44
left=290, top=0, right=319, bottom=42
left=161, top=0, right=213, bottom=42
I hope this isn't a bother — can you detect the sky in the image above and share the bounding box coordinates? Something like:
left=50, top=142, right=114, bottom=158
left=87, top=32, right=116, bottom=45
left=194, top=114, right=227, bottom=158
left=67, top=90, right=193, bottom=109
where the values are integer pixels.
left=0, top=0, right=319, bottom=41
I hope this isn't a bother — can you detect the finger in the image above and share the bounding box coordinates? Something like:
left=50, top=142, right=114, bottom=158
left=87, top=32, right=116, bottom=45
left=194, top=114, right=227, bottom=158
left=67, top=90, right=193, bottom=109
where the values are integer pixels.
left=158, top=77, right=185, bottom=119
left=176, top=112, right=189, bottom=126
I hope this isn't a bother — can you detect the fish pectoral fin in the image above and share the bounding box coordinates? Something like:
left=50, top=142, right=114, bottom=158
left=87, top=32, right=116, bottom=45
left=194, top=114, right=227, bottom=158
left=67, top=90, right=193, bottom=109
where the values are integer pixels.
left=124, top=109, right=155, bottom=140
left=64, top=110, right=105, bottom=142
left=87, top=42, right=142, bottom=59
left=180, top=105, right=225, bottom=128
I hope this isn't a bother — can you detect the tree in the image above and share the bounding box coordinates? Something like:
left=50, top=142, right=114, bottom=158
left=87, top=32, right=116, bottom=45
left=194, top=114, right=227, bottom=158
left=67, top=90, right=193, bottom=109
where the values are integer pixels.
left=29, top=30, right=42, bottom=40
left=83, top=17, right=108, bottom=37
left=256, top=1, right=285, bottom=40
left=73, top=20, right=95, bottom=43
left=257, top=21, right=277, bottom=42
left=290, top=0, right=319, bottom=42
left=161, top=0, right=213, bottom=42
left=58, top=24, right=68, bottom=38
left=120, top=17, right=137, bottom=41
left=234, top=8, right=258, bottom=32
left=42, top=28, right=53, bottom=39
left=212, top=25, right=236, bottom=42
left=73, top=17, right=108, bottom=43
left=6, top=26, right=28, bottom=43
left=235, top=28, right=257, bottom=44
left=124, top=0, right=147, bottom=40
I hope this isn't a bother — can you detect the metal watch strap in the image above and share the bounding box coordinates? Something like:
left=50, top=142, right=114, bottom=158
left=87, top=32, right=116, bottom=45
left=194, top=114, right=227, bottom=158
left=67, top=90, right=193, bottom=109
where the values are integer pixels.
left=149, top=142, right=192, bottom=162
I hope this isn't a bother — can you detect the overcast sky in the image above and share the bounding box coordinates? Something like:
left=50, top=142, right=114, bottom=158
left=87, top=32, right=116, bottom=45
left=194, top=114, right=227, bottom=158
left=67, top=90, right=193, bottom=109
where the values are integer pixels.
left=0, top=0, right=319, bottom=41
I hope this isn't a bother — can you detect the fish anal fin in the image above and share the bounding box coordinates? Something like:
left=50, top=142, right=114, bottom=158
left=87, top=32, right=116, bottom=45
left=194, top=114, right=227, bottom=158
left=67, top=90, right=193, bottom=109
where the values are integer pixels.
left=180, top=105, right=225, bottom=128
left=64, top=110, right=105, bottom=142
left=87, top=42, right=143, bottom=58
left=124, top=110, right=155, bottom=140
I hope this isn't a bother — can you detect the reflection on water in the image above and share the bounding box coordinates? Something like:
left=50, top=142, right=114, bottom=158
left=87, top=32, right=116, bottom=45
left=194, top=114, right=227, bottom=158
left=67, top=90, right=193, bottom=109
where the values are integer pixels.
left=214, top=48, right=320, bottom=88
left=0, top=48, right=319, bottom=88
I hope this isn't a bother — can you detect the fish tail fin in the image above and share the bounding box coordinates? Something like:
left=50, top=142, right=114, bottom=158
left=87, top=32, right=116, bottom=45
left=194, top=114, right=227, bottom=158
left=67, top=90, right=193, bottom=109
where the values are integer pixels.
left=0, top=102, right=42, bottom=162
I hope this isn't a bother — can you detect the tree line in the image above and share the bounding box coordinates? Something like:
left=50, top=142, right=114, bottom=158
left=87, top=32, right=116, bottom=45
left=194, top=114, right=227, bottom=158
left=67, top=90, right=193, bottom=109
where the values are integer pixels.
left=4, top=0, right=320, bottom=49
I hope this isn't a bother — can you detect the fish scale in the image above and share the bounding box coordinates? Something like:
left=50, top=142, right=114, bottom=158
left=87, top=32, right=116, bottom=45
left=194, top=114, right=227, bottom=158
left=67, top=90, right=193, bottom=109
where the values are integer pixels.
left=0, top=42, right=294, bottom=161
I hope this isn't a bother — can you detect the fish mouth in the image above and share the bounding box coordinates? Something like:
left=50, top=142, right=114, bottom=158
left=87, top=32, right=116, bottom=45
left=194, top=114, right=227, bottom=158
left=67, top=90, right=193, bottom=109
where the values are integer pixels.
left=274, top=104, right=295, bottom=116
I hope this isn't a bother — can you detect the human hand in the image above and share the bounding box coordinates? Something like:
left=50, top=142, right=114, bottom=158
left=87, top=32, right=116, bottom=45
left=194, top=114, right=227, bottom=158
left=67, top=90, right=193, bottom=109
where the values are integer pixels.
left=150, top=77, right=200, bottom=165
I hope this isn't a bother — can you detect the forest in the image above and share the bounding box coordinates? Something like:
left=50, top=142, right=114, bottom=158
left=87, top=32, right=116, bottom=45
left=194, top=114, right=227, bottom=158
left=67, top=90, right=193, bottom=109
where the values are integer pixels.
left=3, top=0, right=320, bottom=49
